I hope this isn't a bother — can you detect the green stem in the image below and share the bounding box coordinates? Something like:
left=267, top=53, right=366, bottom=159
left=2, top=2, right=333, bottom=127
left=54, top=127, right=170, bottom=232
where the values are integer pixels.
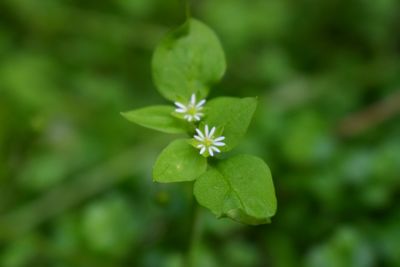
left=185, top=0, right=191, bottom=19
left=184, top=197, right=202, bottom=267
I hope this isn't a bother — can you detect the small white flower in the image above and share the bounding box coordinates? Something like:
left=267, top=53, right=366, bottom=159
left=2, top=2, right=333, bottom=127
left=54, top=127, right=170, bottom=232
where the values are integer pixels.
left=194, top=125, right=226, bottom=157
left=174, top=93, right=206, bottom=122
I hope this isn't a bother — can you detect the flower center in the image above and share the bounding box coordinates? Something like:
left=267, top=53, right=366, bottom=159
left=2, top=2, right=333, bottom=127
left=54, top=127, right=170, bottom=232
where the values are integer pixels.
left=187, top=105, right=197, bottom=115
left=204, top=138, right=213, bottom=147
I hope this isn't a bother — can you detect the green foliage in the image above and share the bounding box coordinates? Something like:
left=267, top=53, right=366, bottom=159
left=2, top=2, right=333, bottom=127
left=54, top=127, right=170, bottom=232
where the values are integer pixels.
left=1, top=0, right=400, bottom=266
left=152, top=18, right=226, bottom=102
left=306, top=227, right=374, bottom=267
left=204, top=97, right=257, bottom=151
left=82, top=194, right=138, bottom=256
left=121, top=105, right=188, bottom=134
left=194, top=155, right=276, bottom=225
left=123, top=16, right=276, bottom=225
left=153, top=139, right=207, bottom=183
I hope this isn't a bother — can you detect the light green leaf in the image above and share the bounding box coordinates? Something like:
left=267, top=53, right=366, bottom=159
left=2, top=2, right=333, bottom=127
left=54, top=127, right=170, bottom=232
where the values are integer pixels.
left=204, top=97, right=257, bottom=151
left=121, top=105, right=188, bottom=134
left=153, top=139, right=207, bottom=183
left=152, top=18, right=226, bottom=102
left=194, top=154, right=277, bottom=225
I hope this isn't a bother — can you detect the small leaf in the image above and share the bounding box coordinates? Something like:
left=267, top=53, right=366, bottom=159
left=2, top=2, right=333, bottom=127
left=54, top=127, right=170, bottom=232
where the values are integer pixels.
left=204, top=97, right=257, bottom=151
left=194, top=154, right=277, bottom=225
left=153, top=139, right=207, bottom=183
left=121, top=105, right=188, bottom=134
left=152, top=18, right=226, bottom=102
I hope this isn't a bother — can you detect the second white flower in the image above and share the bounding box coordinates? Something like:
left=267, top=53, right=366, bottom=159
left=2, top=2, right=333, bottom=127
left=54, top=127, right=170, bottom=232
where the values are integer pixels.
left=194, top=125, right=226, bottom=157
left=175, top=93, right=206, bottom=122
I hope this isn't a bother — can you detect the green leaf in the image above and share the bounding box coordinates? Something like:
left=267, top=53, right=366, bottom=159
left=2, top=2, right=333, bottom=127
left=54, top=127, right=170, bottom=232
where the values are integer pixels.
left=121, top=105, right=188, bottom=134
left=194, top=154, right=277, bottom=225
left=204, top=97, right=257, bottom=151
left=153, top=139, right=207, bottom=183
left=152, top=18, right=226, bottom=102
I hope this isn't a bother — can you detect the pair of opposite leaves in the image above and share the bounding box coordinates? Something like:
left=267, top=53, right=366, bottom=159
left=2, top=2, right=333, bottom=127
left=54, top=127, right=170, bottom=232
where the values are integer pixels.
left=122, top=18, right=277, bottom=225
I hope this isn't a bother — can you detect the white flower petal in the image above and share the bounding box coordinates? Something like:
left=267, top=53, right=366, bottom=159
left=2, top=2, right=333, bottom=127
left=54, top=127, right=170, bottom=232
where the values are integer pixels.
left=196, top=99, right=206, bottom=108
left=194, top=115, right=201, bottom=121
left=208, top=147, right=214, bottom=157
left=191, top=94, right=196, bottom=105
left=209, top=127, right=216, bottom=138
left=205, top=125, right=210, bottom=137
left=195, top=128, right=204, bottom=138
left=175, top=108, right=186, bottom=113
left=211, top=146, right=220, bottom=153
left=197, top=144, right=205, bottom=149
left=194, top=135, right=204, bottom=142
left=214, top=136, right=225, bottom=142
left=175, top=102, right=186, bottom=109
left=213, top=142, right=226, bottom=147
left=200, top=146, right=206, bottom=155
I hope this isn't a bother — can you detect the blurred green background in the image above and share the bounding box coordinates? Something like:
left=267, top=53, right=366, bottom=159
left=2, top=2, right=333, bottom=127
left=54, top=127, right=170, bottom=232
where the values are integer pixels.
left=1, top=0, right=400, bottom=266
